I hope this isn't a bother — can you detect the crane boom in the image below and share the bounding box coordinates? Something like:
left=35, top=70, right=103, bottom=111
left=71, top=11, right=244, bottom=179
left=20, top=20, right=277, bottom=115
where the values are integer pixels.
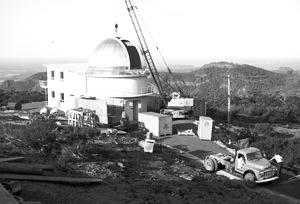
left=124, top=0, right=167, bottom=106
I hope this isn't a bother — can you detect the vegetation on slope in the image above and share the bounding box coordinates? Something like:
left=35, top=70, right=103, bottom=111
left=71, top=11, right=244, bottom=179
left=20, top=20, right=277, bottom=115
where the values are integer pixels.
left=0, top=72, right=46, bottom=106
left=161, top=62, right=300, bottom=123
left=0, top=72, right=46, bottom=92
left=163, top=62, right=286, bottom=100
left=0, top=89, right=45, bottom=106
left=0, top=120, right=285, bottom=204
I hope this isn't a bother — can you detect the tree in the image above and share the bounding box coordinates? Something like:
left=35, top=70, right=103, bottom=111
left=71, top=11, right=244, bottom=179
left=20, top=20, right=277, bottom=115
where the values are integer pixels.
left=15, top=101, right=22, bottom=110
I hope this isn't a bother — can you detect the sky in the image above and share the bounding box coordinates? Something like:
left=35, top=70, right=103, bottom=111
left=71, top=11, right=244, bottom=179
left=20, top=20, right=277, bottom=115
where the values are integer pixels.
left=0, top=0, right=299, bottom=70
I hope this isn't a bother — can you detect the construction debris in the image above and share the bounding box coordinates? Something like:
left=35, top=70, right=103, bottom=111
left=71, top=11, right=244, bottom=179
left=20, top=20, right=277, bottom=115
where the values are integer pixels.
left=177, top=129, right=196, bottom=136
left=0, top=184, right=19, bottom=204
left=138, top=139, right=156, bottom=153
left=0, top=157, right=24, bottom=163
left=1, top=181, right=41, bottom=204
left=67, top=108, right=97, bottom=128
left=1, top=181, right=21, bottom=195
left=0, top=163, right=43, bottom=175
left=0, top=174, right=103, bottom=184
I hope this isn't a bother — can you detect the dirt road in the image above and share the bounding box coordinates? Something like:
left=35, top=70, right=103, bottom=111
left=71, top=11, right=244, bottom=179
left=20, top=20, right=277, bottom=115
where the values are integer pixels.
left=158, top=135, right=229, bottom=160
left=159, top=132, right=300, bottom=203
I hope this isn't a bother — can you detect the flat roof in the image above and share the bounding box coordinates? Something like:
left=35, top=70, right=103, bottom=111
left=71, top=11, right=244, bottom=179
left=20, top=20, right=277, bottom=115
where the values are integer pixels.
left=44, top=63, right=88, bottom=74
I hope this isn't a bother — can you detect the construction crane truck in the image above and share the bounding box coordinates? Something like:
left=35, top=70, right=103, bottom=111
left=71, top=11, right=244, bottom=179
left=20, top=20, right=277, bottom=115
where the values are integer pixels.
left=124, top=0, right=195, bottom=119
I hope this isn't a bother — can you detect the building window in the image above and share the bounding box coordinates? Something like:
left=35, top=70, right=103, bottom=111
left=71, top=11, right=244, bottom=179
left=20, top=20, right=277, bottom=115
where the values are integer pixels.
left=60, top=72, right=64, bottom=80
left=51, top=91, right=55, bottom=98
left=51, top=71, right=55, bottom=80
left=60, top=93, right=64, bottom=102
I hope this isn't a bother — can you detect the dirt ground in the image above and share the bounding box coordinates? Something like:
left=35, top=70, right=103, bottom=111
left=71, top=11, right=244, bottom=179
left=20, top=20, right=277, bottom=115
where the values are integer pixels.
left=15, top=145, right=285, bottom=204
left=0, top=120, right=290, bottom=204
left=19, top=179, right=281, bottom=204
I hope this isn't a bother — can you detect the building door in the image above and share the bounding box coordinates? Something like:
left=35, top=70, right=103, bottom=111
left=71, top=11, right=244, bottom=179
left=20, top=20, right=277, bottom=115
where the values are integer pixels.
left=124, top=101, right=133, bottom=121
left=132, top=100, right=140, bottom=121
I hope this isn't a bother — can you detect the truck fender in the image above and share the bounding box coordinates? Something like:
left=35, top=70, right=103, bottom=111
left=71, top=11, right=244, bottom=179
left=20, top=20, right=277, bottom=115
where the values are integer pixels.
left=204, top=155, right=211, bottom=161
left=243, top=170, right=257, bottom=180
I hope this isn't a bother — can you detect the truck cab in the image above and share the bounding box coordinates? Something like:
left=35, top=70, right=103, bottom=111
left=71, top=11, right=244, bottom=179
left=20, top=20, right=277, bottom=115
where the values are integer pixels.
left=234, top=147, right=279, bottom=186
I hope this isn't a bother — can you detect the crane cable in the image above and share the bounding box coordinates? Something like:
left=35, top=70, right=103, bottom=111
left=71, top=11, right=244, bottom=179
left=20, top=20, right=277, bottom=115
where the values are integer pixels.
left=135, top=6, right=185, bottom=96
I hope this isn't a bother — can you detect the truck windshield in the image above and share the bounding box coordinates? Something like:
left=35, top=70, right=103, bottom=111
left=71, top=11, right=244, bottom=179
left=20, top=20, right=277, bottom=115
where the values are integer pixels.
left=247, top=151, right=263, bottom=161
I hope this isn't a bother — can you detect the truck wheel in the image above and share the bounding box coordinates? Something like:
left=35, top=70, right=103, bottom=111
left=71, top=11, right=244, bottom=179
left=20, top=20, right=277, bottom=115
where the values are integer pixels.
left=204, top=158, right=216, bottom=172
left=212, top=159, right=218, bottom=171
left=244, top=172, right=256, bottom=188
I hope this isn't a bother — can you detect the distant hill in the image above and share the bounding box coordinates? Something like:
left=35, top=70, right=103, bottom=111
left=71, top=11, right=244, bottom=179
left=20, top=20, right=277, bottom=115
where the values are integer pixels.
left=161, top=62, right=291, bottom=106
left=169, top=65, right=197, bottom=72
left=0, top=72, right=47, bottom=92
left=273, top=67, right=296, bottom=75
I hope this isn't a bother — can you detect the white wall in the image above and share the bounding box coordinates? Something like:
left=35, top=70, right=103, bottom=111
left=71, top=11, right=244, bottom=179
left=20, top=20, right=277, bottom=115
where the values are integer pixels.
left=87, top=75, right=148, bottom=98
left=47, top=65, right=86, bottom=112
left=46, top=65, right=150, bottom=120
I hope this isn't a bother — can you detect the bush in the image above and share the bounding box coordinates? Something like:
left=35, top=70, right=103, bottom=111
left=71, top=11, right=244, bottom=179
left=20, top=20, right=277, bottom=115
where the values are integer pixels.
left=57, top=145, right=82, bottom=171
left=2, top=120, right=57, bottom=151
left=14, top=101, right=22, bottom=110
left=60, top=127, right=100, bottom=145
left=252, top=138, right=300, bottom=166
left=252, top=123, right=272, bottom=137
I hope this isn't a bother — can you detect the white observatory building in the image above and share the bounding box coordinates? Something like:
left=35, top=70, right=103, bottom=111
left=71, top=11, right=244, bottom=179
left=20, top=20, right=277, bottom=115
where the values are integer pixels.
left=45, top=37, right=154, bottom=124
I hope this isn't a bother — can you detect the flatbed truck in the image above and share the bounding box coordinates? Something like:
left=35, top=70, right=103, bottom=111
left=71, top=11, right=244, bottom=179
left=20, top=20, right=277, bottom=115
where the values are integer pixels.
left=204, top=147, right=280, bottom=187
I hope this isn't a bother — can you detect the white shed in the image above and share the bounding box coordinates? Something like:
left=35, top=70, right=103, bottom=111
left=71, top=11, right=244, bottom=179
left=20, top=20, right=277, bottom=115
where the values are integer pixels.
left=138, top=112, right=172, bottom=137
left=197, top=116, right=213, bottom=140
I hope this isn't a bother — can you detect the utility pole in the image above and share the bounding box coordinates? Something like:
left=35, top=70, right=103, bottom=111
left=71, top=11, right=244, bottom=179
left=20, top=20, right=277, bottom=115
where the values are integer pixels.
left=227, top=73, right=231, bottom=124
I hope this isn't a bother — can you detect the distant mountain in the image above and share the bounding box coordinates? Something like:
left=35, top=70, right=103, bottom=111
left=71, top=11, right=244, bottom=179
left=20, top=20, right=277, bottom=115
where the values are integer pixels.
left=201, top=61, right=236, bottom=69
left=0, top=72, right=47, bottom=92
left=273, top=67, right=296, bottom=75
left=169, top=65, right=197, bottom=72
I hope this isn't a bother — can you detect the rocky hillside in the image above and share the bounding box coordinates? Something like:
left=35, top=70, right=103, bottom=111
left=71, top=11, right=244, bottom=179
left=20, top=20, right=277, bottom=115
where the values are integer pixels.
left=0, top=72, right=47, bottom=92
left=167, top=62, right=286, bottom=95
left=161, top=62, right=290, bottom=106
left=274, top=67, right=296, bottom=75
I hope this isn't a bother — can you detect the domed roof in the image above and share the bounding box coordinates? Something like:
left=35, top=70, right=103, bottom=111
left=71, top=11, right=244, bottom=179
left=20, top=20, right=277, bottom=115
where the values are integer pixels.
left=88, top=37, right=143, bottom=74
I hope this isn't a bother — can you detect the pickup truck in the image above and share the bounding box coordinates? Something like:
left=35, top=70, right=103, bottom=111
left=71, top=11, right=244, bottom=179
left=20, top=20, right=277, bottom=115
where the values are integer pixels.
left=204, top=147, right=280, bottom=187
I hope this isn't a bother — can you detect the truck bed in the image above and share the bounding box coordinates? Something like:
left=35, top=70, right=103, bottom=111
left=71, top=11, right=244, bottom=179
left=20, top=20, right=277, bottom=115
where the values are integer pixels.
left=208, top=152, right=234, bottom=167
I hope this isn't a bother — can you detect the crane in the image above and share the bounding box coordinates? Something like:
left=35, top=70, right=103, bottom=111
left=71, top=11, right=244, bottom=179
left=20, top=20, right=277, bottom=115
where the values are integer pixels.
left=124, top=0, right=168, bottom=106
left=124, top=0, right=195, bottom=119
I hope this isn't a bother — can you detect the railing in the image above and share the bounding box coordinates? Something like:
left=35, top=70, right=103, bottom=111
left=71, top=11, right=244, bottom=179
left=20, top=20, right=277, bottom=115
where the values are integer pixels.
left=140, top=86, right=155, bottom=94
left=107, top=86, right=155, bottom=97
left=39, top=80, right=48, bottom=88
left=88, top=66, right=147, bottom=76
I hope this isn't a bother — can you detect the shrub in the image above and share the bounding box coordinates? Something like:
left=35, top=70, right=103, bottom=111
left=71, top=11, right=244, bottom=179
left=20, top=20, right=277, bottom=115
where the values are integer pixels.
left=252, top=138, right=300, bottom=166
left=14, top=101, right=22, bottom=110
left=57, top=145, right=82, bottom=171
left=3, top=120, right=57, bottom=151
left=252, top=123, right=272, bottom=137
